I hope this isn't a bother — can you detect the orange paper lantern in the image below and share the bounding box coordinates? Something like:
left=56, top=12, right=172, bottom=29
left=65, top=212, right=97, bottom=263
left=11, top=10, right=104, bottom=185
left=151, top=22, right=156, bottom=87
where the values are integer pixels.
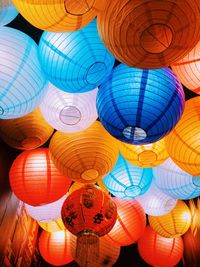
left=38, top=218, right=66, bottom=233
left=165, top=97, right=200, bottom=176
left=97, top=0, right=200, bottom=69
left=9, top=148, right=71, bottom=206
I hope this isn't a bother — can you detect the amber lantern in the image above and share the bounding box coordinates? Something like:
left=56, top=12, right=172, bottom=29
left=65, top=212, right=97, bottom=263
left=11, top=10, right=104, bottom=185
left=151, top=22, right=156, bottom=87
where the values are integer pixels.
left=97, top=0, right=200, bottom=69
left=49, top=121, right=119, bottom=184
left=38, top=218, right=66, bottom=233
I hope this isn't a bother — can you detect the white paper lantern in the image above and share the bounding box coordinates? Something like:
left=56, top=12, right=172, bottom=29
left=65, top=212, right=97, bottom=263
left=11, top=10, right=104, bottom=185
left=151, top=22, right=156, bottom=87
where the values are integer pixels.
left=0, top=0, right=18, bottom=26
left=40, top=83, right=98, bottom=133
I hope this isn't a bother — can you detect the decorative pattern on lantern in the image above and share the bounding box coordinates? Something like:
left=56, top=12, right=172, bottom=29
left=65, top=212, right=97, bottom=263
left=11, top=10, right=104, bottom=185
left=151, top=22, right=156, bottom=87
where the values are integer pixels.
left=61, top=184, right=117, bottom=267
left=0, top=0, right=18, bottom=26
left=97, top=64, right=185, bottom=145
left=97, top=0, right=200, bottom=69
left=149, top=200, right=191, bottom=238
left=102, top=154, right=152, bottom=199
left=40, top=83, right=98, bottom=133
left=118, top=138, right=169, bottom=167
left=0, top=108, right=54, bottom=150
left=38, top=218, right=66, bottom=233
left=0, top=27, right=47, bottom=119
left=49, top=121, right=119, bottom=184
left=38, top=19, right=115, bottom=93
left=9, top=148, right=71, bottom=206
left=38, top=230, right=73, bottom=266
left=165, top=96, right=200, bottom=176
left=153, top=158, right=200, bottom=199
left=138, top=226, right=184, bottom=267
left=12, top=0, right=104, bottom=32
left=105, top=198, right=146, bottom=246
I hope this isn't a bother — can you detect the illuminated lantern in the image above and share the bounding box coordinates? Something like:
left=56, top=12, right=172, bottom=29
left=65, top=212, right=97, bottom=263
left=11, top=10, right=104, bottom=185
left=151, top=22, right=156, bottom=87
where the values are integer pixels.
left=49, top=121, right=119, bottom=184
left=68, top=182, right=84, bottom=194
left=40, top=83, right=98, bottom=133
left=38, top=20, right=115, bottom=93
left=119, top=138, right=168, bottom=167
left=172, top=39, right=200, bottom=94
left=9, top=148, right=71, bottom=206
left=39, top=218, right=66, bottom=233
left=138, top=226, right=184, bottom=267
left=136, top=182, right=177, bottom=216
left=97, top=179, right=109, bottom=194
left=103, top=154, right=152, bottom=199
left=97, top=0, right=200, bottom=69
left=153, top=158, right=200, bottom=199
left=61, top=184, right=117, bottom=267
left=0, top=108, right=53, bottom=150
left=0, top=0, right=18, bottom=26
left=25, top=195, right=67, bottom=223
left=165, top=97, right=200, bottom=176
left=105, top=198, right=146, bottom=246
left=0, top=27, right=47, bottom=119
left=12, top=0, right=104, bottom=32
left=38, top=230, right=73, bottom=266
left=149, top=200, right=191, bottom=238
left=97, top=64, right=185, bottom=145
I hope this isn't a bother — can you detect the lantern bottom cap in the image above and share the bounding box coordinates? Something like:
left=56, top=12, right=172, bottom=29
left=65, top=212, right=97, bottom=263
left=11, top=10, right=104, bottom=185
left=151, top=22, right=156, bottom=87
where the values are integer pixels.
left=123, top=126, right=147, bottom=141
left=81, top=169, right=99, bottom=181
left=125, top=185, right=142, bottom=198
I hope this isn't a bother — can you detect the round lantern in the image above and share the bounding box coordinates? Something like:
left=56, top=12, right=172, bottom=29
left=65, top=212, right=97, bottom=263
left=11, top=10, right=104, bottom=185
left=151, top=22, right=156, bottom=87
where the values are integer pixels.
left=12, top=0, right=104, bottom=32
left=0, top=0, right=18, bottom=26
left=97, top=64, right=185, bottom=145
left=103, top=154, right=152, bottom=199
left=0, top=27, right=47, bottom=119
left=0, top=108, right=53, bottom=150
left=105, top=198, right=146, bottom=246
left=49, top=121, right=119, bottom=184
left=97, top=0, right=200, bottom=69
left=9, top=148, right=71, bottom=206
left=61, top=184, right=117, bottom=267
left=38, top=230, right=73, bottom=266
left=171, top=39, right=200, bottom=94
left=40, top=83, right=98, bottom=133
left=138, top=226, right=184, bottom=267
left=165, top=96, right=200, bottom=176
left=38, top=19, right=115, bottom=93
left=149, top=200, right=191, bottom=238
left=25, top=195, right=67, bottom=223
left=136, top=182, right=177, bottom=216
left=153, top=158, right=200, bottom=199
left=38, top=218, right=66, bottom=233
left=119, top=138, right=168, bottom=167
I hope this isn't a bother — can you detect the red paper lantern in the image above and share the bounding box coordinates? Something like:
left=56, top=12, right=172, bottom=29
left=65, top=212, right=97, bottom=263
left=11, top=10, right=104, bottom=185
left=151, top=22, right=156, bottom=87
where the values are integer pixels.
left=9, top=148, right=71, bottom=206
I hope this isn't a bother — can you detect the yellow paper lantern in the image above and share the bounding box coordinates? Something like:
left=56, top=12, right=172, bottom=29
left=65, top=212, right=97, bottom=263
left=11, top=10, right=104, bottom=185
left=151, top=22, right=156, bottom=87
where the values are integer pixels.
left=12, top=0, right=105, bottom=32
left=49, top=121, right=119, bottom=184
left=165, top=97, right=200, bottom=176
left=149, top=200, right=191, bottom=238
left=38, top=218, right=66, bottom=233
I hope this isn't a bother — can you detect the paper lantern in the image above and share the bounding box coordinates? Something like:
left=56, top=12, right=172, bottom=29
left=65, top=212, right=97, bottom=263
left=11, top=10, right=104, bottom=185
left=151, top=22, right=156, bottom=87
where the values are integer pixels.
left=153, top=158, right=200, bottom=199
left=171, top=39, right=200, bottom=94
left=9, top=148, right=71, bottom=206
left=149, top=200, right=191, bottom=238
left=25, top=195, right=67, bottom=223
left=49, top=121, right=119, bottom=184
left=97, top=64, right=185, bottom=145
left=97, top=0, right=200, bottom=69
left=0, top=27, right=47, bottom=119
left=12, top=0, right=104, bottom=32
left=38, top=218, right=66, bottom=233
left=103, top=154, right=152, bottom=199
left=165, top=97, right=200, bottom=176
left=138, top=226, right=184, bottom=267
left=38, top=19, right=115, bottom=93
left=0, top=0, right=18, bottom=26
left=0, top=108, right=53, bottom=150
left=40, top=83, right=98, bottom=133
left=38, top=230, right=73, bottom=266
left=105, top=198, right=146, bottom=246
left=136, top=182, right=177, bottom=216
left=119, top=138, right=168, bottom=167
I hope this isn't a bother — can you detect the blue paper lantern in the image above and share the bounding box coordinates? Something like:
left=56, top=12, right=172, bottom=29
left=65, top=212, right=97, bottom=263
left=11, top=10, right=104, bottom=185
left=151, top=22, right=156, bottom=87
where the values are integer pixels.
left=0, top=1, right=18, bottom=26
left=0, top=27, right=47, bottom=119
left=153, top=158, right=200, bottom=200
left=97, top=64, right=185, bottom=145
left=38, top=19, right=115, bottom=93
left=103, top=154, right=153, bottom=199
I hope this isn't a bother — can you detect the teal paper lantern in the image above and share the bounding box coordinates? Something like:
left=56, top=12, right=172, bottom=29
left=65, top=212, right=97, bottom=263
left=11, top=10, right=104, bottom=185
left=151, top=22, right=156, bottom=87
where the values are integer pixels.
left=0, top=0, right=18, bottom=26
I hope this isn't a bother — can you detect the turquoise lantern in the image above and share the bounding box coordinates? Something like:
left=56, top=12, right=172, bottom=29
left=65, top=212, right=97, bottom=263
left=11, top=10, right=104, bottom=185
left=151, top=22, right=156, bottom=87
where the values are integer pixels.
left=0, top=1, right=18, bottom=26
